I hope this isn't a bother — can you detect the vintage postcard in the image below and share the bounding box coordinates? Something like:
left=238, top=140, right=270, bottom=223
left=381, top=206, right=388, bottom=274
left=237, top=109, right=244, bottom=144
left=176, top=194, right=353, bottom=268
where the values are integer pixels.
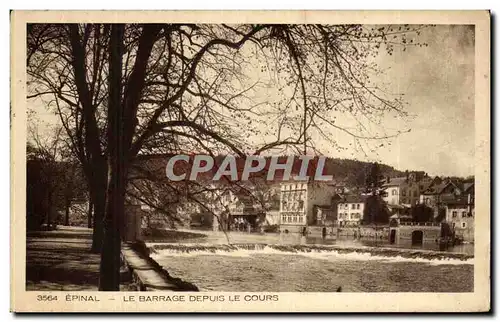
left=11, top=10, right=490, bottom=312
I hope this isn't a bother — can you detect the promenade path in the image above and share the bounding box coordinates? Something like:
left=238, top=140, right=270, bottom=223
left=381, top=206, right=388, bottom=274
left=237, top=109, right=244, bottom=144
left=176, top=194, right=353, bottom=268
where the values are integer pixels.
left=26, top=226, right=132, bottom=291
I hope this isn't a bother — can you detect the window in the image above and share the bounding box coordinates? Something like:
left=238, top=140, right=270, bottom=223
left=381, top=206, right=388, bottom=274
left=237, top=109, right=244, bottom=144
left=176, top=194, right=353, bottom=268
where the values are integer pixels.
left=392, top=189, right=397, bottom=196
left=355, top=213, right=361, bottom=219
left=345, top=204, right=348, bottom=210
left=462, top=222, right=467, bottom=228
left=351, top=204, right=355, bottom=209
left=425, top=198, right=430, bottom=205
left=356, top=204, right=360, bottom=210
left=452, top=211, right=457, bottom=218
left=462, top=211, right=467, bottom=218
left=402, top=189, right=406, bottom=196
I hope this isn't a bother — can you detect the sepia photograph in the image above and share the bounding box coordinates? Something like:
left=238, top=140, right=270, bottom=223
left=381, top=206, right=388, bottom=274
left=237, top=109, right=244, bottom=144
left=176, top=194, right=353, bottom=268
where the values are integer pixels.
left=11, top=10, right=490, bottom=312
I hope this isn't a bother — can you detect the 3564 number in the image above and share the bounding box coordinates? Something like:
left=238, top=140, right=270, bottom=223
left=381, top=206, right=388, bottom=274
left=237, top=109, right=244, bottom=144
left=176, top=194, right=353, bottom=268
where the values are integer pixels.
left=37, top=295, right=58, bottom=301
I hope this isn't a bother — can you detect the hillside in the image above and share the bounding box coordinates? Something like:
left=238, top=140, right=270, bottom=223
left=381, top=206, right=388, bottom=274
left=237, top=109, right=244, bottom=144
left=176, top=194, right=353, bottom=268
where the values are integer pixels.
left=135, top=154, right=410, bottom=187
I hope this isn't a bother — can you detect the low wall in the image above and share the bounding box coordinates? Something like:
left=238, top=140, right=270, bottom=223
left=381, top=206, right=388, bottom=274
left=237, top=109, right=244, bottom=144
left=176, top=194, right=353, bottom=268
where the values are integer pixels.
left=121, top=241, right=198, bottom=291
left=337, top=226, right=389, bottom=239
left=279, top=225, right=306, bottom=234
left=308, top=226, right=338, bottom=239
left=280, top=225, right=388, bottom=239
left=279, top=225, right=337, bottom=238
left=359, top=226, right=390, bottom=239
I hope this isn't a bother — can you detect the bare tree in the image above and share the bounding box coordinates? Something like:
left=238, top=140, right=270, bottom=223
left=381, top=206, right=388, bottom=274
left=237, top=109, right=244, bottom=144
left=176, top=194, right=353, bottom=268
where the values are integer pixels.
left=28, top=24, right=111, bottom=252
left=27, top=23, right=427, bottom=290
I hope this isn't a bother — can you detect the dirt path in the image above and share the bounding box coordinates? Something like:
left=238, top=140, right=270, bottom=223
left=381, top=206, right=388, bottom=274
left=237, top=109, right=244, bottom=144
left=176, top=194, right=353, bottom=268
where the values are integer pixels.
left=26, top=227, right=100, bottom=291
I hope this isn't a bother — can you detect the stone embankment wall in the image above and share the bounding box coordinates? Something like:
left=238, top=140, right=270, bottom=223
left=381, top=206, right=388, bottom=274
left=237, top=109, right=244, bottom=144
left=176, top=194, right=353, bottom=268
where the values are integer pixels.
left=279, top=225, right=389, bottom=240
left=337, top=226, right=389, bottom=239
left=397, top=225, right=441, bottom=242
left=121, top=241, right=199, bottom=291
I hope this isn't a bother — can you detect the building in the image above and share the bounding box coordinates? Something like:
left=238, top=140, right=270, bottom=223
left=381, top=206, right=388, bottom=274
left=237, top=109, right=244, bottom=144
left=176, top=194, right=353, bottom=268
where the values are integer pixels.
left=279, top=181, right=337, bottom=233
left=388, top=204, right=412, bottom=225
left=337, top=195, right=367, bottom=227
left=420, top=180, right=463, bottom=219
left=443, top=182, right=475, bottom=242
left=382, top=177, right=405, bottom=205
left=261, top=184, right=281, bottom=227
left=382, top=173, right=434, bottom=207
left=463, top=182, right=475, bottom=215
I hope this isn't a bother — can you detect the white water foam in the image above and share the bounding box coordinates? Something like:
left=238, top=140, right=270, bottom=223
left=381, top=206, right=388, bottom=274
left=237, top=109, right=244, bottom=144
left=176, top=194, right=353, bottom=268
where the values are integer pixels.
left=297, top=250, right=474, bottom=266
left=151, top=245, right=473, bottom=266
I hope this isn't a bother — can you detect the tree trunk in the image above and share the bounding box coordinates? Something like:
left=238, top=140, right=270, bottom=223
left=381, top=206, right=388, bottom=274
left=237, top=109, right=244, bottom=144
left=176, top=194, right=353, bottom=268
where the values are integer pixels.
left=99, top=24, right=125, bottom=291
left=90, top=173, right=106, bottom=253
left=46, top=188, right=53, bottom=227
left=98, top=169, right=126, bottom=291
left=64, top=200, right=70, bottom=226
left=87, top=197, right=93, bottom=228
left=68, top=25, right=109, bottom=253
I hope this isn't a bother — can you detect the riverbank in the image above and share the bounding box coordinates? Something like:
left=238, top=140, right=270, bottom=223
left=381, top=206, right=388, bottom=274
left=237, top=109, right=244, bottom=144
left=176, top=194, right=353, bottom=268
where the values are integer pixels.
left=121, top=241, right=199, bottom=291
left=26, top=226, right=202, bottom=291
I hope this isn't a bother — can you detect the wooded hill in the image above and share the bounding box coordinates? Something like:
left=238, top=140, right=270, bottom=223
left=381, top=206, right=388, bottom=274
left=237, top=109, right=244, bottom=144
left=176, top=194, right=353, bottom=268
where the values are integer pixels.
left=134, top=154, right=411, bottom=186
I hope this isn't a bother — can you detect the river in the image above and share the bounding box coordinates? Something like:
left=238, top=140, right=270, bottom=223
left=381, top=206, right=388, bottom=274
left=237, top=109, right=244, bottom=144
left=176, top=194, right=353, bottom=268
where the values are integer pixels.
left=148, top=230, right=474, bottom=292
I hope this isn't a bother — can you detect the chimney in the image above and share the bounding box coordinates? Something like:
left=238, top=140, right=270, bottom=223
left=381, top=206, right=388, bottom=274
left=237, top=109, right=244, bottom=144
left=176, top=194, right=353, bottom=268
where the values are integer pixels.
left=386, top=176, right=390, bottom=184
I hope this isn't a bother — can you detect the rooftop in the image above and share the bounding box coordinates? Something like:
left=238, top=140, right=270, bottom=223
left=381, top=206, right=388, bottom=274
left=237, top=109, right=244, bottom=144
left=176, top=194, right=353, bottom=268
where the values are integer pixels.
left=339, top=194, right=368, bottom=204
left=382, top=177, right=407, bottom=187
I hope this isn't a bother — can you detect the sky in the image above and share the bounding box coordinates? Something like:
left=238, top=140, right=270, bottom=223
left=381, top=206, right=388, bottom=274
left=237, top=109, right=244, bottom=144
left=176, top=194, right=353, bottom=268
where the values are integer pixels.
left=248, top=25, right=475, bottom=177
left=306, top=25, right=475, bottom=177
left=370, top=25, right=475, bottom=177
left=28, top=24, right=475, bottom=178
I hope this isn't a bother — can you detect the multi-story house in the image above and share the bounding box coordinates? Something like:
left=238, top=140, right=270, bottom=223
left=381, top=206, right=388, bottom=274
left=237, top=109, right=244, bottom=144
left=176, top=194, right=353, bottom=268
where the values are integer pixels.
left=279, top=181, right=337, bottom=233
left=382, top=172, right=433, bottom=207
left=313, top=193, right=343, bottom=226
left=337, top=195, right=366, bottom=227
left=420, top=180, right=463, bottom=219
left=463, top=182, right=475, bottom=216
left=443, top=182, right=475, bottom=242
left=382, top=177, right=406, bottom=205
